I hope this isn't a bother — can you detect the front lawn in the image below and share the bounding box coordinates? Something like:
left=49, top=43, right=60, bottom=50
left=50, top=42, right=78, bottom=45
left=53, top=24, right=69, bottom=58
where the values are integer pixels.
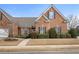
left=27, top=39, right=79, bottom=45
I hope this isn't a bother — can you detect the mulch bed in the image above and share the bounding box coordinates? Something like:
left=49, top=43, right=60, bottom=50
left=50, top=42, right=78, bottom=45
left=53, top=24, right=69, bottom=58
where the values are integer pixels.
left=0, top=39, right=23, bottom=46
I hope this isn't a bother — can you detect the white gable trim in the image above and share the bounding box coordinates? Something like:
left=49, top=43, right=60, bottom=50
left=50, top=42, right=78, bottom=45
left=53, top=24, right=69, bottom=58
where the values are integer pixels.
left=35, top=4, right=67, bottom=22
left=42, top=15, right=49, bottom=21
left=35, top=14, right=50, bottom=22
left=52, top=5, right=67, bottom=21
left=35, top=5, right=51, bottom=22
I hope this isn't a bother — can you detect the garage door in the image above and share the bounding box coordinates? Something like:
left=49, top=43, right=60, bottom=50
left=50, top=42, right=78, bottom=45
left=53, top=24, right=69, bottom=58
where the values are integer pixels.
left=0, top=29, right=9, bottom=37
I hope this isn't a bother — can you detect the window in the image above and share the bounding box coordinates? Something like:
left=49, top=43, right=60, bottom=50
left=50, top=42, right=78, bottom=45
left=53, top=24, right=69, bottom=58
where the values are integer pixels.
left=38, top=27, right=46, bottom=34
left=21, top=29, right=28, bottom=35
left=49, top=12, right=54, bottom=19
left=55, top=26, right=61, bottom=33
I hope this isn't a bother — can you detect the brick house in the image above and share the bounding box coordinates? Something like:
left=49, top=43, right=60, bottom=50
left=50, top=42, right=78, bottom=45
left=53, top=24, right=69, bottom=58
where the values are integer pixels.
left=0, top=5, right=67, bottom=37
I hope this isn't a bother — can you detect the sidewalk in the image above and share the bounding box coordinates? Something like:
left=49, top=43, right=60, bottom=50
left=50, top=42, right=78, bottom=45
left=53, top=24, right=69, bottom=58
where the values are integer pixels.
left=0, top=45, right=79, bottom=52
left=18, top=39, right=30, bottom=46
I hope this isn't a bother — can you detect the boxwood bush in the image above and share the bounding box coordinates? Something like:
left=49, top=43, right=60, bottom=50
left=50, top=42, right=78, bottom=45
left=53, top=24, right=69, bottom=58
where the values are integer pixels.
left=56, top=33, right=71, bottom=38
left=29, top=32, right=38, bottom=39
left=38, top=33, right=49, bottom=39
left=59, top=33, right=66, bottom=38
left=76, top=29, right=79, bottom=36
left=48, top=28, right=57, bottom=38
left=65, top=33, right=71, bottom=38
left=68, top=28, right=77, bottom=38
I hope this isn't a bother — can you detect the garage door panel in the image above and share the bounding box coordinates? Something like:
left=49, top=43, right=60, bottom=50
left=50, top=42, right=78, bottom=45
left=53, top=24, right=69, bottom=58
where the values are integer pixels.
left=0, top=29, right=9, bottom=37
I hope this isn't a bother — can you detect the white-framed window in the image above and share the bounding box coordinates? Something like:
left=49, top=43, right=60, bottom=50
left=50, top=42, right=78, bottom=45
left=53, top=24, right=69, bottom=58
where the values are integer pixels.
left=49, top=12, right=54, bottom=19
left=55, top=26, right=61, bottom=33
left=21, top=28, right=29, bottom=35
left=38, top=27, right=46, bottom=34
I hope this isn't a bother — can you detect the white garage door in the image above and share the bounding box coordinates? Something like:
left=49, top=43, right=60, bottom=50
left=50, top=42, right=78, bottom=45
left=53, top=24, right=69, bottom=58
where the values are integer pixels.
left=0, top=29, right=9, bottom=37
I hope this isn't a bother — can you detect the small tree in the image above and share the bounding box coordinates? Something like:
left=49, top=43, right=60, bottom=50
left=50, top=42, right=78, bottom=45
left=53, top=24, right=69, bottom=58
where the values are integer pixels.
left=29, top=31, right=38, bottom=39
left=68, top=28, right=77, bottom=38
left=67, top=15, right=79, bottom=29
left=76, top=29, right=79, bottom=36
left=48, top=28, right=57, bottom=38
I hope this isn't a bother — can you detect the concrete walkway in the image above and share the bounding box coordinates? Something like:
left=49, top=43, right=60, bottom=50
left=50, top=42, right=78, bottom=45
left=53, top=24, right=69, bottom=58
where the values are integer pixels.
left=18, top=39, right=30, bottom=46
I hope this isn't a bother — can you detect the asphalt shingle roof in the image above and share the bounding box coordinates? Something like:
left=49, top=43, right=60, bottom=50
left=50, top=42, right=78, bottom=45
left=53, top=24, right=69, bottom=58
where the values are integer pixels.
left=0, top=8, right=13, bottom=22
left=0, top=5, right=67, bottom=27
left=13, top=17, right=37, bottom=27
left=0, top=8, right=37, bottom=27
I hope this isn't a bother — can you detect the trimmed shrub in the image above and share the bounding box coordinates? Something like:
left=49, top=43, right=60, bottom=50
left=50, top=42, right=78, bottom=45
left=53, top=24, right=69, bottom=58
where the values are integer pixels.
left=56, top=33, right=60, bottom=38
left=65, top=33, right=71, bottom=38
left=48, top=28, right=57, bottom=38
left=29, top=32, right=38, bottom=39
left=56, top=33, right=71, bottom=38
left=57, top=33, right=66, bottom=38
left=38, top=33, right=49, bottom=39
left=16, top=35, right=27, bottom=38
left=60, top=33, right=66, bottom=38
left=68, top=28, right=77, bottom=38
left=76, top=29, right=79, bottom=36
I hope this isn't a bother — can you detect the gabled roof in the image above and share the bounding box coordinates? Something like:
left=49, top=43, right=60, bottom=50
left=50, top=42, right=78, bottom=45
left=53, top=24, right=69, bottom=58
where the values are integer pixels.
left=52, top=5, right=67, bottom=21
left=0, top=4, right=67, bottom=28
left=0, top=8, right=37, bottom=27
left=0, top=8, right=13, bottom=23
left=35, top=5, right=67, bottom=22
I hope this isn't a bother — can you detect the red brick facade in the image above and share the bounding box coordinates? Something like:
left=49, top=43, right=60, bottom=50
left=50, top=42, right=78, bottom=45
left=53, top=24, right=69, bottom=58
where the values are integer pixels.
left=0, top=12, right=18, bottom=37
left=35, top=6, right=67, bottom=33
left=0, top=5, right=68, bottom=37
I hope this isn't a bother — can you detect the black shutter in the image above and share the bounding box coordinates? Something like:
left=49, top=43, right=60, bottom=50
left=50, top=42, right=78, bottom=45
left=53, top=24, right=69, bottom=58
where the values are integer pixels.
left=38, top=27, right=40, bottom=33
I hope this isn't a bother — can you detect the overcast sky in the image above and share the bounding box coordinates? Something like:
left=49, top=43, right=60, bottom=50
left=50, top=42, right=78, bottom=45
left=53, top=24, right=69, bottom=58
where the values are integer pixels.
left=0, top=4, right=79, bottom=17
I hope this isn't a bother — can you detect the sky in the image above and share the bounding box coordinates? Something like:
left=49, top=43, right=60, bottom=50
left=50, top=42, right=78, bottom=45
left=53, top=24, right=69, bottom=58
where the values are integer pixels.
left=0, top=4, right=79, bottom=17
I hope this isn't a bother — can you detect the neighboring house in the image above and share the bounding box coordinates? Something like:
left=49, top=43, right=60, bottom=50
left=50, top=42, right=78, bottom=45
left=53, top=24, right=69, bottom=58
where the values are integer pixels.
left=0, top=5, right=67, bottom=37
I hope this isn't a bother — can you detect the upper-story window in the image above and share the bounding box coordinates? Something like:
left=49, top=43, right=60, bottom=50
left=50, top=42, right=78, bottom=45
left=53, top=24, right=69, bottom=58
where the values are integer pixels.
left=49, top=12, right=55, bottom=19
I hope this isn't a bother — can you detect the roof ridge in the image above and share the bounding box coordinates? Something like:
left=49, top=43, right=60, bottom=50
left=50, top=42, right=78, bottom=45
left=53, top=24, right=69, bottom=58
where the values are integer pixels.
left=0, top=8, right=13, bottom=22
left=0, top=8, right=12, bottom=17
left=35, top=4, right=67, bottom=22
left=52, top=5, right=67, bottom=21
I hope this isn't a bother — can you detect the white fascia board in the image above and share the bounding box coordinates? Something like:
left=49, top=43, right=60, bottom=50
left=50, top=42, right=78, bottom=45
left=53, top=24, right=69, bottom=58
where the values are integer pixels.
left=35, top=5, right=51, bottom=22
